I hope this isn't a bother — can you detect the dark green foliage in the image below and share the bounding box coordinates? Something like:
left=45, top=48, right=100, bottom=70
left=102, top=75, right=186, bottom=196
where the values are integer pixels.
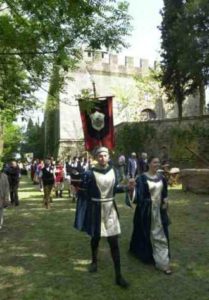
left=1, top=121, right=23, bottom=161
left=163, top=124, right=209, bottom=165
left=115, top=121, right=209, bottom=167
left=21, top=118, right=45, bottom=159
left=180, top=0, right=209, bottom=115
left=1, top=0, right=131, bottom=156
left=1, top=0, right=132, bottom=114
left=0, top=13, right=41, bottom=117
left=0, top=1, right=131, bottom=105
left=160, top=0, right=187, bottom=120
left=114, top=123, right=157, bottom=158
left=44, top=65, right=60, bottom=158
left=160, top=0, right=209, bottom=118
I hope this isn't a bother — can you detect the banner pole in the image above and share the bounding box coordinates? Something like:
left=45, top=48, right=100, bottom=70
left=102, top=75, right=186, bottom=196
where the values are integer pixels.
left=92, top=81, right=96, bottom=98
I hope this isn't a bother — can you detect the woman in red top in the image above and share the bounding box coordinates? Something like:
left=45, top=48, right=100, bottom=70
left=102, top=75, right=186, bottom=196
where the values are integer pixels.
left=54, top=161, right=65, bottom=197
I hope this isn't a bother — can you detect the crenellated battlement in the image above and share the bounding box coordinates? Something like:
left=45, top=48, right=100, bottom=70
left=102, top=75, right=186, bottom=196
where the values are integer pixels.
left=83, top=50, right=149, bottom=76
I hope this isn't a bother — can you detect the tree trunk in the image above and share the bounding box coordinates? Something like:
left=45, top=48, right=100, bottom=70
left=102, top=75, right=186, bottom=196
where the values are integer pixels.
left=199, top=82, right=205, bottom=116
left=0, top=116, right=4, bottom=158
left=177, top=99, right=183, bottom=121
left=176, top=82, right=184, bottom=122
left=44, top=63, right=60, bottom=158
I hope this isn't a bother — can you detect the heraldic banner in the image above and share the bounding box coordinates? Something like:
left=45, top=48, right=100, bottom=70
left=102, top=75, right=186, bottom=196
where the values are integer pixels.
left=78, top=96, right=115, bottom=151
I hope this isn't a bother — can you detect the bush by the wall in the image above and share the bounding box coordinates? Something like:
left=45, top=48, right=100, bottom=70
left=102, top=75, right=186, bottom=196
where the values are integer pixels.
left=115, top=119, right=209, bottom=168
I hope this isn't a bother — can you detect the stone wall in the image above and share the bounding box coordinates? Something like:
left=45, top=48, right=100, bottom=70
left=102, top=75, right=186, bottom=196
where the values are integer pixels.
left=58, top=140, right=84, bottom=159
left=181, top=169, right=209, bottom=193
left=58, top=51, right=151, bottom=156
left=121, top=114, right=209, bottom=131
left=83, top=51, right=149, bottom=76
left=115, top=115, right=209, bottom=168
left=57, top=50, right=201, bottom=157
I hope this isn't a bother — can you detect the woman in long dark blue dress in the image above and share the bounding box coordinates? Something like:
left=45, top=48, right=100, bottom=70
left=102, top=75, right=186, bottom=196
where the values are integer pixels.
left=129, top=156, right=172, bottom=274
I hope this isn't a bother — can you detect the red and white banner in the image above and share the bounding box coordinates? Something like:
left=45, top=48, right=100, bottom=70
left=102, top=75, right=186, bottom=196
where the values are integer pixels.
left=78, top=96, right=115, bottom=151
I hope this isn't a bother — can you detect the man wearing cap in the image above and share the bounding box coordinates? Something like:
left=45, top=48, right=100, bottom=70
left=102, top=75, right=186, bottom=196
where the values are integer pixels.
left=74, top=146, right=129, bottom=288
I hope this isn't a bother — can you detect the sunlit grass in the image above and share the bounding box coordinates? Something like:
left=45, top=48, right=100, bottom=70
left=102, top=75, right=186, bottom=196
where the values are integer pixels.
left=0, top=177, right=209, bottom=300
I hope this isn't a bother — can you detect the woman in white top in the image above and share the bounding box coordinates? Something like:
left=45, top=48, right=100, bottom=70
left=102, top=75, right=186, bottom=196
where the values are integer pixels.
left=129, top=156, right=172, bottom=274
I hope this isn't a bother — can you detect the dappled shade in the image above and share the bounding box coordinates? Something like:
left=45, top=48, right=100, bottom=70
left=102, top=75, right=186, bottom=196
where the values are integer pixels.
left=0, top=177, right=209, bottom=299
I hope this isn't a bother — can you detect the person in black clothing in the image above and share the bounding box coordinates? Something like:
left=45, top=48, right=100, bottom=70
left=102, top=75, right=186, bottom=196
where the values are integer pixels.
left=5, top=161, right=20, bottom=206
left=138, top=152, right=149, bottom=174
left=39, top=159, right=55, bottom=209
left=70, top=158, right=84, bottom=203
left=65, top=156, right=85, bottom=202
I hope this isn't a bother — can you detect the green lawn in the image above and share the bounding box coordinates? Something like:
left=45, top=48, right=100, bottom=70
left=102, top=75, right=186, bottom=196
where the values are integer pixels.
left=0, top=176, right=209, bottom=300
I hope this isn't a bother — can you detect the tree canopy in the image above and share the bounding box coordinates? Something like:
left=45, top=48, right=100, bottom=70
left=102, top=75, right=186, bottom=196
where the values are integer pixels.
left=0, top=0, right=131, bottom=118
left=160, top=0, right=187, bottom=120
left=0, top=0, right=131, bottom=158
left=20, top=118, right=45, bottom=159
left=160, top=0, right=209, bottom=119
left=1, top=121, right=22, bottom=161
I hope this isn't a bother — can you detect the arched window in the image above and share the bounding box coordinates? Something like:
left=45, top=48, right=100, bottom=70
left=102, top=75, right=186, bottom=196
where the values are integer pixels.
left=140, top=109, right=157, bottom=121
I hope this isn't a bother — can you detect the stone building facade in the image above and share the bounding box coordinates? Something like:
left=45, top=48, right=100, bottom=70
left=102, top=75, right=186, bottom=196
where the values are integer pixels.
left=54, top=50, right=200, bottom=157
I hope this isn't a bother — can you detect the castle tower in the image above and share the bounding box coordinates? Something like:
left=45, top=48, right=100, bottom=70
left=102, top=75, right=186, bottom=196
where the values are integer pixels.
left=57, top=50, right=149, bottom=156
left=44, top=50, right=201, bottom=158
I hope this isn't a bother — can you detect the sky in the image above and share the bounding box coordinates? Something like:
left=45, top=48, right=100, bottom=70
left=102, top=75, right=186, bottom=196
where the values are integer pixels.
left=123, top=0, right=164, bottom=65
left=24, top=1, right=164, bottom=123
left=21, top=0, right=207, bottom=123
left=124, top=0, right=209, bottom=102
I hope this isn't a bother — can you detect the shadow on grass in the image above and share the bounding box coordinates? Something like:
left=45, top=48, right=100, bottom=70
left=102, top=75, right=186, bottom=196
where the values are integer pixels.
left=1, top=176, right=209, bottom=299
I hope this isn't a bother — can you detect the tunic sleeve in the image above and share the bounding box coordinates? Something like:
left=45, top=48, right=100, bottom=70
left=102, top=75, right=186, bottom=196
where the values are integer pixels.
left=81, top=171, right=92, bottom=188
left=74, top=171, right=92, bottom=231
left=77, top=170, right=92, bottom=200
left=135, top=176, right=142, bottom=204
left=113, top=168, right=127, bottom=194
left=135, top=175, right=151, bottom=205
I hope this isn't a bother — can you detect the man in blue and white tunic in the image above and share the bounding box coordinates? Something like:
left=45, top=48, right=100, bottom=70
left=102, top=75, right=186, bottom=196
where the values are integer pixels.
left=74, top=147, right=129, bottom=288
